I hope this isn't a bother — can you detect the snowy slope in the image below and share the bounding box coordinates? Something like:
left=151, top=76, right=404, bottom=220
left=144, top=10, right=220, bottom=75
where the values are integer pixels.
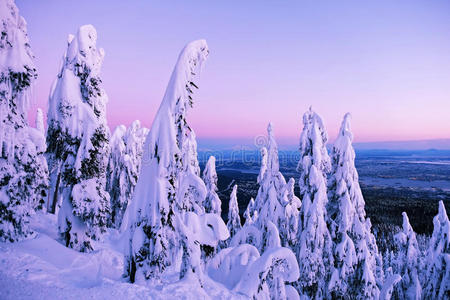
left=0, top=212, right=244, bottom=299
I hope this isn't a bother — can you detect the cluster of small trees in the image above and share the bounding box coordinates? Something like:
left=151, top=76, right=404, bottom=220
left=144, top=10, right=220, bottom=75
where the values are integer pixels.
left=0, top=1, right=449, bottom=299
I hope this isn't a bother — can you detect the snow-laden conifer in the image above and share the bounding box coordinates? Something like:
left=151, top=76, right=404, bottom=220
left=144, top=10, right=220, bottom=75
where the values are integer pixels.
left=327, top=113, right=382, bottom=299
left=284, top=178, right=301, bottom=248
left=46, top=25, right=110, bottom=251
left=202, top=156, right=221, bottom=215
left=252, top=124, right=289, bottom=250
left=106, top=121, right=148, bottom=228
left=391, top=212, right=421, bottom=299
left=122, top=40, right=211, bottom=283
left=423, top=201, right=450, bottom=299
left=295, top=107, right=333, bottom=298
left=0, top=0, right=48, bottom=241
left=227, top=184, right=241, bottom=240
left=243, top=197, right=255, bottom=226
left=36, top=108, right=45, bottom=135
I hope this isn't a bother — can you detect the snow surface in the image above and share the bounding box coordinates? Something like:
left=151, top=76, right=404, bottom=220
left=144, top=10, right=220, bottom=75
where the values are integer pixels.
left=0, top=212, right=244, bottom=299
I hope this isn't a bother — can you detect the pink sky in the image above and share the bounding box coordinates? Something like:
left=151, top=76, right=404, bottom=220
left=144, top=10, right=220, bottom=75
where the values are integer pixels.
left=18, top=0, right=450, bottom=144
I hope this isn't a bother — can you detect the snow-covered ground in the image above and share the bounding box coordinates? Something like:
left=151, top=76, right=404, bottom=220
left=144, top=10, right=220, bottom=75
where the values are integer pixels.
left=0, top=212, right=243, bottom=299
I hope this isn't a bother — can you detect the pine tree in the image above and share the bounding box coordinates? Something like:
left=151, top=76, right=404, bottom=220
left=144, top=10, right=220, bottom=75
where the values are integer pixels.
left=227, top=184, right=241, bottom=240
left=202, top=156, right=222, bottom=215
left=107, top=121, right=148, bottom=228
left=327, top=113, right=382, bottom=299
left=295, top=107, right=333, bottom=299
left=0, top=0, right=48, bottom=241
left=423, top=201, right=450, bottom=299
left=122, top=40, right=210, bottom=283
left=46, top=25, right=110, bottom=252
left=391, top=212, right=421, bottom=299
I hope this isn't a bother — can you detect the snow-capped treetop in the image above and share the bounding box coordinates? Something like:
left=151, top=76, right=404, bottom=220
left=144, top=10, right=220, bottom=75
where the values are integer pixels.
left=394, top=212, right=419, bottom=269
left=297, top=107, right=331, bottom=176
left=36, top=108, right=45, bottom=135
left=203, top=156, right=222, bottom=215
left=0, top=0, right=36, bottom=118
left=427, top=201, right=449, bottom=263
left=144, top=39, right=208, bottom=168
left=297, top=107, right=331, bottom=217
left=257, top=147, right=267, bottom=184
left=203, top=156, right=218, bottom=190
left=266, top=122, right=279, bottom=175
left=244, top=197, right=255, bottom=225
left=123, top=120, right=148, bottom=161
left=110, top=125, right=127, bottom=154
left=125, top=39, right=208, bottom=228
left=47, top=24, right=108, bottom=138
left=0, top=0, right=35, bottom=74
left=227, top=184, right=241, bottom=238
left=423, top=200, right=449, bottom=299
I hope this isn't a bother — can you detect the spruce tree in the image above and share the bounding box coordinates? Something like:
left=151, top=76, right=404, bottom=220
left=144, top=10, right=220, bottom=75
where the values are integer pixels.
left=107, top=121, right=148, bottom=228
left=252, top=123, right=297, bottom=252
left=227, top=184, right=241, bottom=240
left=423, top=201, right=450, bottom=299
left=46, top=25, right=110, bottom=252
left=327, top=113, right=382, bottom=299
left=295, top=107, right=333, bottom=299
left=243, top=197, right=255, bottom=226
left=391, top=212, right=421, bottom=299
left=202, top=156, right=222, bottom=215
left=122, top=40, right=210, bottom=283
left=0, top=0, right=48, bottom=241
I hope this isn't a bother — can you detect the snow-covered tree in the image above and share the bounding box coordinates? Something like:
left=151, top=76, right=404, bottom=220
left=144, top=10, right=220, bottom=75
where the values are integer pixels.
left=202, top=156, right=221, bottom=215
left=252, top=123, right=291, bottom=252
left=0, top=0, right=48, bottom=242
left=36, top=108, right=45, bottom=136
left=227, top=184, right=241, bottom=240
left=423, top=201, right=450, bottom=299
left=106, top=120, right=148, bottom=228
left=327, top=113, right=382, bottom=299
left=284, top=178, right=301, bottom=248
left=295, top=107, right=333, bottom=298
left=391, top=212, right=421, bottom=300
left=46, top=25, right=110, bottom=252
left=33, top=107, right=49, bottom=211
left=122, top=40, right=210, bottom=283
left=243, top=197, right=255, bottom=226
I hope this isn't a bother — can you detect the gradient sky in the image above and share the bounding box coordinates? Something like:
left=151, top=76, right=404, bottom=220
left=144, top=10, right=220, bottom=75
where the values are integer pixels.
left=17, top=0, right=450, bottom=144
